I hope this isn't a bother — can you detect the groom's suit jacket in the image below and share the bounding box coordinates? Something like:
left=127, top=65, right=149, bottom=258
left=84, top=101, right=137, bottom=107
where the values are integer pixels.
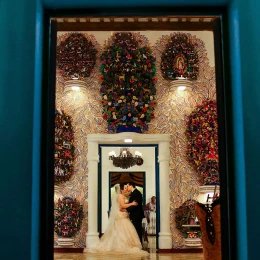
left=127, top=188, right=144, bottom=221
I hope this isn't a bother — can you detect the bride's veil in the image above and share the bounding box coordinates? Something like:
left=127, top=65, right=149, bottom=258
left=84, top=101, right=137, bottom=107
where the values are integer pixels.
left=104, top=184, right=120, bottom=233
left=109, top=183, right=120, bottom=220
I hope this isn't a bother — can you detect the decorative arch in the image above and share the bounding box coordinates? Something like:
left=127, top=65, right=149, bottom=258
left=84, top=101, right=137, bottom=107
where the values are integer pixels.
left=84, top=132, right=172, bottom=250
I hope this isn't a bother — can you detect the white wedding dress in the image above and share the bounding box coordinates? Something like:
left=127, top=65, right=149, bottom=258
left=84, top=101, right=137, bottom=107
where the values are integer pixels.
left=88, top=184, right=148, bottom=256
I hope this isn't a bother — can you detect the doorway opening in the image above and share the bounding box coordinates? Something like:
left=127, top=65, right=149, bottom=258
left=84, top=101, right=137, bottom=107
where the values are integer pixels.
left=97, top=142, right=160, bottom=249
left=46, top=12, right=230, bottom=259
left=109, top=171, right=146, bottom=209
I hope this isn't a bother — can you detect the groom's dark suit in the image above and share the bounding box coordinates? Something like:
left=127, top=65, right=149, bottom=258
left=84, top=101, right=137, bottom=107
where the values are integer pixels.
left=127, top=188, right=144, bottom=244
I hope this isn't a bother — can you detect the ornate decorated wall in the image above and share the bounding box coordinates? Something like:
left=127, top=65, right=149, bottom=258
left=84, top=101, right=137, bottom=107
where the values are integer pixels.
left=54, top=30, right=216, bottom=248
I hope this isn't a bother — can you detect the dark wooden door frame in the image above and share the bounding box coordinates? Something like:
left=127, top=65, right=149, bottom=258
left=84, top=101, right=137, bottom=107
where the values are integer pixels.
left=42, top=7, right=232, bottom=260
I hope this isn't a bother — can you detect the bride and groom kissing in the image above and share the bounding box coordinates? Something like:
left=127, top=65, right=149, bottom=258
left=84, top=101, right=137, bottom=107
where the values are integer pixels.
left=88, top=182, right=148, bottom=256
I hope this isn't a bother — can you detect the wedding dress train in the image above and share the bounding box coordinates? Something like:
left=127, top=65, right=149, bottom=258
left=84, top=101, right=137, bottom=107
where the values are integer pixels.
left=88, top=184, right=148, bottom=256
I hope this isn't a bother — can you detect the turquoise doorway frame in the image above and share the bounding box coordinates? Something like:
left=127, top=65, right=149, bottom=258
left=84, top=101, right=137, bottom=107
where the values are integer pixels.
left=35, top=4, right=241, bottom=260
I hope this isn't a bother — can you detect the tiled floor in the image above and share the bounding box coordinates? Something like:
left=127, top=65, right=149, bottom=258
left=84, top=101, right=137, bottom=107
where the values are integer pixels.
left=54, top=253, right=203, bottom=260
left=54, top=237, right=203, bottom=260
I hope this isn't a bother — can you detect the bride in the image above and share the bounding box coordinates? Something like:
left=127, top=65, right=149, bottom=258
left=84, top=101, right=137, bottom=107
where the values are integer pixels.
left=88, top=183, right=149, bottom=255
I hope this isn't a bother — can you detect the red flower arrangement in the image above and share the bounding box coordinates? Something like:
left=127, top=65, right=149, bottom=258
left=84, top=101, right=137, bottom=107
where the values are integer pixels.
left=186, top=100, right=219, bottom=185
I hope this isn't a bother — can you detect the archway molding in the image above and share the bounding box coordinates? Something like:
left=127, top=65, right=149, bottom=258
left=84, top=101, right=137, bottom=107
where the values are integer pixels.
left=85, top=132, right=172, bottom=250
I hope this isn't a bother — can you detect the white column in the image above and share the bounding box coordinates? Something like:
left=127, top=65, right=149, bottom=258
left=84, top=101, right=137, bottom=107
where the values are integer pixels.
left=84, top=141, right=100, bottom=250
left=158, top=141, right=172, bottom=249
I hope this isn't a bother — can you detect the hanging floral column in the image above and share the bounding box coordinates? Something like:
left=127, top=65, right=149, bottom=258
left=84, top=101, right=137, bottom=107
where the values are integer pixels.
left=100, top=32, right=157, bottom=133
left=54, top=110, right=75, bottom=185
left=186, top=100, right=220, bottom=203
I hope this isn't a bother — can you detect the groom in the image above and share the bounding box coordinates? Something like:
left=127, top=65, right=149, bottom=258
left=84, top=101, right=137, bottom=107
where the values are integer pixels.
left=126, top=182, right=144, bottom=245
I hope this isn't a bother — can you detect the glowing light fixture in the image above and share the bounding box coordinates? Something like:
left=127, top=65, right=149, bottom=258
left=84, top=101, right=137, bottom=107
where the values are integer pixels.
left=64, top=79, right=87, bottom=93
left=109, top=148, right=144, bottom=169
left=124, top=139, right=133, bottom=143
left=178, top=86, right=187, bottom=91
left=169, top=75, right=193, bottom=91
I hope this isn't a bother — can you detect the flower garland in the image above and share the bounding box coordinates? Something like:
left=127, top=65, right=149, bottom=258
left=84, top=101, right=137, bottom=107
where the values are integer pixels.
left=56, top=33, right=97, bottom=80
left=100, top=32, right=157, bottom=133
left=175, top=199, right=201, bottom=238
left=54, top=197, right=84, bottom=238
left=54, top=110, right=75, bottom=185
left=161, top=33, right=199, bottom=80
left=186, top=100, right=219, bottom=185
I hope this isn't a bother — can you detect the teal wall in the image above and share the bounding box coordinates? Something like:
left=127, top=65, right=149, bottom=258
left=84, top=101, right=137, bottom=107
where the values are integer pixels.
left=1, top=0, right=258, bottom=259
left=0, top=0, right=39, bottom=259
left=230, top=1, right=260, bottom=260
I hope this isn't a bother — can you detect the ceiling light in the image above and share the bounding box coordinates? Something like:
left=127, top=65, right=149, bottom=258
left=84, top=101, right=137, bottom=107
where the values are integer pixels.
left=109, top=148, right=144, bottom=169
left=124, top=139, right=133, bottom=143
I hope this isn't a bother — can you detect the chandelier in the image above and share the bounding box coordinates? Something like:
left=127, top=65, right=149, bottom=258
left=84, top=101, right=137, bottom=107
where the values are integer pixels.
left=109, top=148, right=144, bottom=169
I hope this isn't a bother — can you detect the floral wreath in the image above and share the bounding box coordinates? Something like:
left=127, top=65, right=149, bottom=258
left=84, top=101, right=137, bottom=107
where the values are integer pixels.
left=186, top=100, right=219, bottom=185
left=175, top=199, right=201, bottom=238
left=54, top=110, right=75, bottom=185
left=54, top=197, right=84, bottom=238
left=161, top=32, right=199, bottom=80
left=100, top=32, right=157, bottom=133
left=56, top=33, right=97, bottom=80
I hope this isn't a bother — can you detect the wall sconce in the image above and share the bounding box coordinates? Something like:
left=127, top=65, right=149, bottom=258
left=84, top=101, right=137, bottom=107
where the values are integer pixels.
left=169, top=76, right=193, bottom=91
left=64, top=79, right=87, bottom=93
